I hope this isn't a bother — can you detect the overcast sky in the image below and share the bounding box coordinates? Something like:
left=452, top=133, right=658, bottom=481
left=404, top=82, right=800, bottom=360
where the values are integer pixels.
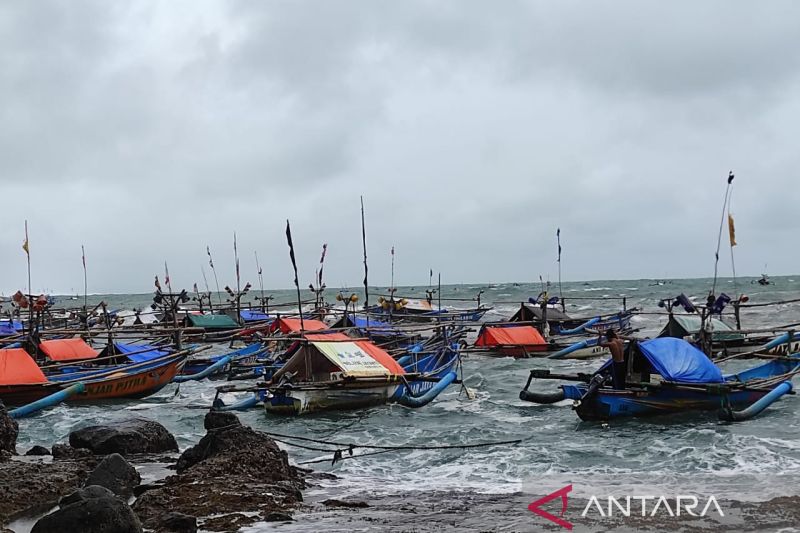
left=2, top=1, right=799, bottom=294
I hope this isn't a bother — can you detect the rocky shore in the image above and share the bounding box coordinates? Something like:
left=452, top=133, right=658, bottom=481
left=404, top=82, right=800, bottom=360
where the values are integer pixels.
left=0, top=402, right=305, bottom=532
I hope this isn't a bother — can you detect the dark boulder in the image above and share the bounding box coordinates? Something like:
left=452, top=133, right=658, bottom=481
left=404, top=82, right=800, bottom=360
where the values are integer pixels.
left=0, top=401, right=18, bottom=458
left=85, top=453, right=141, bottom=496
left=175, top=415, right=282, bottom=473
left=154, top=512, right=197, bottom=532
left=203, top=410, right=241, bottom=431
left=265, top=511, right=293, bottom=522
left=60, top=485, right=115, bottom=506
left=323, top=499, right=370, bottom=508
left=133, top=413, right=303, bottom=531
left=69, top=418, right=178, bottom=456
left=52, top=443, right=93, bottom=460
left=32, top=485, right=142, bottom=533
left=25, top=445, right=51, bottom=456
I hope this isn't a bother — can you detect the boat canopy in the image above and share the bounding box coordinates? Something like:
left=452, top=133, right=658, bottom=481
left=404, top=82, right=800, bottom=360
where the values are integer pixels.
left=333, top=315, right=401, bottom=336
left=475, top=325, right=546, bottom=347
left=659, top=315, right=743, bottom=342
left=270, top=318, right=328, bottom=334
left=273, top=337, right=404, bottom=381
left=114, top=342, right=170, bottom=363
left=240, top=310, right=272, bottom=322
left=510, top=303, right=571, bottom=323
left=0, top=319, right=23, bottom=336
left=39, top=338, right=99, bottom=361
left=0, top=348, right=47, bottom=385
left=187, top=314, right=239, bottom=330
left=638, top=338, right=723, bottom=383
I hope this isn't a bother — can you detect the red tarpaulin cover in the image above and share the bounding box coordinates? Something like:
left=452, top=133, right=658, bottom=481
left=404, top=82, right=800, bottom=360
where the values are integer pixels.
left=39, top=338, right=99, bottom=361
left=475, top=325, right=547, bottom=348
left=0, top=348, right=47, bottom=384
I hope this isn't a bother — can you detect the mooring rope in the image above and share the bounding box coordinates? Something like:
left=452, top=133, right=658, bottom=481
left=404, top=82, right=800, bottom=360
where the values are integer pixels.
left=260, top=431, right=523, bottom=465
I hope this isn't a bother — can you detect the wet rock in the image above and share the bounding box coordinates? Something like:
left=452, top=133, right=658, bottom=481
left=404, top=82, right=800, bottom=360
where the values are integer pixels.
left=265, top=511, right=293, bottom=521
left=85, top=453, right=141, bottom=496
left=69, top=418, right=178, bottom=456
left=52, top=443, right=93, bottom=460
left=0, top=459, right=93, bottom=524
left=203, top=410, right=241, bottom=431
left=0, top=401, right=18, bottom=458
left=60, top=485, right=115, bottom=506
left=133, top=413, right=303, bottom=532
left=154, top=512, right=197, bottom=532
left=323, top=499, right=370, bottom=508
left=25, top=445, right=51, bottom=456
left=133, top=482, right=163, bottom=497
left=32, top=485, right=142, bottom=533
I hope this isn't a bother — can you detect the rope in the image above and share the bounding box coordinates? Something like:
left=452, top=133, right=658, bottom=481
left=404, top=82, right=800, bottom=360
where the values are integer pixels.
left=712, top=173, right=734, bottom=296
left=263, top=430, right=523, bottom=465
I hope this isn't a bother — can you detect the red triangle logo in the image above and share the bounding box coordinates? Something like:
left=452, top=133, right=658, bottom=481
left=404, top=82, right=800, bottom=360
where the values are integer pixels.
left=528, top=484, right=573, bottom=530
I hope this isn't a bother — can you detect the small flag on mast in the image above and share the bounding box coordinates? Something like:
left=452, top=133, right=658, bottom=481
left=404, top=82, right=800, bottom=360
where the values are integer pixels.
left=22, top=221, right=29, bottom=256
left=728, top=214, right=737, bottom=247
left=557, top=228, right=562, bottom=263
left=81, top=245, right=86, bottom=268
left=318, top=243, right=328, bottom=286
left=234, top=233, right=240, bottom=284
left=285, top=221, right=299, bottom=288
left=207, top=246, right=214, bottom=269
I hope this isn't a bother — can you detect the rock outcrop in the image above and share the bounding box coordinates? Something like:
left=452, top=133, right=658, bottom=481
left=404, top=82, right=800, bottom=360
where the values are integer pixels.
left=133, top=412, right=304, bottom=532
left=31, top=485, right=142, bottom=533
left=69, top=418, right=178, bottom=456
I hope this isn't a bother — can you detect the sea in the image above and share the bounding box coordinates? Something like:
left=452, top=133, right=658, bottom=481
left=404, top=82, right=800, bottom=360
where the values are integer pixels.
left=12, top=276, right=800, bottom=531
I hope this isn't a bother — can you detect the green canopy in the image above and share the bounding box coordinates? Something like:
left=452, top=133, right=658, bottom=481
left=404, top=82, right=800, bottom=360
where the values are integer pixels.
left=187, top=314, right=239, bottom=330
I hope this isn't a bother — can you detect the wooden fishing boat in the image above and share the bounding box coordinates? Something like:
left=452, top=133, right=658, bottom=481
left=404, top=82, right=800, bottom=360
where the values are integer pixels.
left=519, top=337, right=798, bottom=421
left=473, top=324, right=549, bottom=357
left=367, top=298, right=489, bottom=323
left=0, top=347, right=187, bottom=406
left=218, top=333, right=461, bottom=416
left=510, top=302, right=635, bottom=335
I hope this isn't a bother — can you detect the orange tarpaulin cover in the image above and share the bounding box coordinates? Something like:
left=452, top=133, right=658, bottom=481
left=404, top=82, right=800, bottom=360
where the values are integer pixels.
left=475, top=325, right=547, bottom=347
left=39, top=338, right=99, bottom=361
left=302, top=333, right=405, bottom=374
left=270, top=318, right=329, bottom=334
left=354, top=340, right=405, bottom=375
left=304, top=332, right=352, bottom=342
left=0, top=348, right=47, bottom=385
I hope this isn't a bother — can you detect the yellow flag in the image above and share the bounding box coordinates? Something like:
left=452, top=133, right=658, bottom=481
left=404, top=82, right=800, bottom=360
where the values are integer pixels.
left=22, top=221, right=29, bottom=256
left=728, top=214, right=737, bottom=247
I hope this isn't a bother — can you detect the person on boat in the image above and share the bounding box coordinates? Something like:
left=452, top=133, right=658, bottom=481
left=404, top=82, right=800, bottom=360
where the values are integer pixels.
left=599, top=329, right=626, bottom=389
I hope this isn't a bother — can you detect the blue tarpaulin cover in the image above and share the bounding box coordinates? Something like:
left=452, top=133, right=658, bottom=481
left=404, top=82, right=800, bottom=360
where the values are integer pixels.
left=638, top=337, right=723, bottom=383
left=349, top=316, right=402, bottom=336
left=0, top=320, right=23, bottom=336
left=114, top=342, right=169, bottom=363
left=240, top=310, right=273, bottom=322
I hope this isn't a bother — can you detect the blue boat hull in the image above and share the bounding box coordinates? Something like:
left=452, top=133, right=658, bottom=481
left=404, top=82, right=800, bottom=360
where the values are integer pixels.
left=562, top=384, right=773, bottom=421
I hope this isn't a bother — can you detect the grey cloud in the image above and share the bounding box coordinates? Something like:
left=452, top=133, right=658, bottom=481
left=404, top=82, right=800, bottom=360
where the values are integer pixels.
left=1, top=1, right=799, bottom=294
